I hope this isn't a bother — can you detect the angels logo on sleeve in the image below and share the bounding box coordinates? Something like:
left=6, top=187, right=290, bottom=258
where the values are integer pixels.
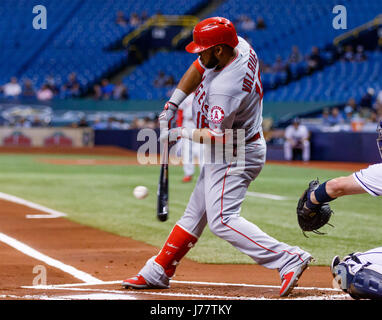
left=209, top=106, right=225, bottom=124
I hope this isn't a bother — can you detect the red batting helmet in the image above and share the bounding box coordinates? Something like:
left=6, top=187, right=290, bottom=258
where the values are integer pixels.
left=185, top=17, right=239, bottom=53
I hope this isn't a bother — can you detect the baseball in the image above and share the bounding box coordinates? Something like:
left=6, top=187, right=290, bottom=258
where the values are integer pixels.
left=133, top=186, right=148, bottom=199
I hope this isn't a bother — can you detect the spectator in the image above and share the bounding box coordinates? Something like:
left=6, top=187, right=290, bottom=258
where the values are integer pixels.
left=69, top=83, right=81, bottom=98
left=288, top=46, right=303, bottom=64
left=306, top=46, right=323, bottom=74
left=259, top=59, right=272, bottom=74
left=130, top=117, right=146, bottom=129
left=327, top=107, right=344, bottom=126
left=239, top=15, right=256, bottom=31
left=92, top=118, right=107, bottom=130
left=343, top=106, right=355, bottom=124
left=45, top=75, right=59, bottom=95
left=15, top=117, right=31, bottom=128
left=113, top=81, right=129, bottom=100
left=100, top=78, right=115, bottom=99
left=61, top=73, right=80, bottom=97
left=344, top=97, right=358, bottom=112
left=93, top=84, right=102, bottom=100
left=283, top=118, right=310, bottom=162
left=153, top=71, right=174, bottom=88
left=368, top=110, right=378, bottom=124
left=377, top=105, right=382, bottom=122
left=64, top=72, right=79, bottom=89
left=116, top=11, right=128, bottom=26
left=77, top=117, right=89, bottom=127
left=343, top=98, right=358, bottom=124
left=342, top=45, right=354, bottom=62
left=354, top=45, right=367, bottom=62
left=129, top=12, right=141, bottom=27
left=141, top=11, right=149, bottom=24
left=376, top=90, right=382, bottom=111
left=256, top=16, right=266, bottom=29
left=321, top=107, right=331, bottom=126
left=22, top=79, right=36, bottom=98
left=359, top=87, right=375, bottom=110
left=106, top=116, right=122, bottom=129
left=272, top=55, right=287, bottom=73
left=36, top=84, right=54, bottom=101
left=143, top=116, right=157, bottom=129
left=3, top=77, right=22, bottom=98
left=31, top=115, right=43, bottom=127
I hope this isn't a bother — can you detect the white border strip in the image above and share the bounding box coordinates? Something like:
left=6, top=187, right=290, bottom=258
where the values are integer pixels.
left=0, top=232, right=102, bottom=284
left=0, top=191, right=67, bottom=219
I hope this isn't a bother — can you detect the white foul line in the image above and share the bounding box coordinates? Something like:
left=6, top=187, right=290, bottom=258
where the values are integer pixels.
left=0, top=191, right=67, bottom=219
left=0, top=232, right=102, bottom=284
left=246, top=191, right=289, bottom=201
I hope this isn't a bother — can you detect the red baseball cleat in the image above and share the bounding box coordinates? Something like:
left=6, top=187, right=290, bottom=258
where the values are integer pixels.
left=121, top=275, right=149, bottom=289
left=279, top=257, right=312, bottom=297
left=182, top=175, right=192, bottom=183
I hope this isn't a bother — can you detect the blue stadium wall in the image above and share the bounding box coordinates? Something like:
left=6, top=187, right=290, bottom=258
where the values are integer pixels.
left=94, top=130, right=380, bottom=164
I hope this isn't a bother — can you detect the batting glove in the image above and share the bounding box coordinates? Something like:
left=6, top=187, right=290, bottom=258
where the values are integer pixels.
left=159, top=102, right=178, bottom=129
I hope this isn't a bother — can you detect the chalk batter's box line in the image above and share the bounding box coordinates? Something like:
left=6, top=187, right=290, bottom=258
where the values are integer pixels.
left=23, top=279, right=342, bottom=292
left=20, top=285, right=349, bottom=301
left=21, top=285, right=348, bottom=301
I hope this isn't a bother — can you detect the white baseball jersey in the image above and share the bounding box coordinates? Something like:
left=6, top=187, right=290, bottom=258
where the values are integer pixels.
left=353, top=163, right=382, bottom=196
left=178, top=93, right=195, bottom=128
left=285, top=124, right=309, bottom=141
left=192, top=36, right=263, bottom=142
left=341, top=247, right=382, bottom=275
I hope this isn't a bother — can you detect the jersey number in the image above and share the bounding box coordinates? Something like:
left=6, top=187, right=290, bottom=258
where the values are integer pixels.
left=196, top=111, right=209, bottom=129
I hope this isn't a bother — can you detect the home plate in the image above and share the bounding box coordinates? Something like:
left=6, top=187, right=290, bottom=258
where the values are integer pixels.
left=53, top=293, right=137, bottom=300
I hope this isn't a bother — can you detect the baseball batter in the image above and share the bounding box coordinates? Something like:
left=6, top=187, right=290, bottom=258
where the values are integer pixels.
left=176, top=92, right=204, bottom=182
left=123, top=17, right=312, bottom=297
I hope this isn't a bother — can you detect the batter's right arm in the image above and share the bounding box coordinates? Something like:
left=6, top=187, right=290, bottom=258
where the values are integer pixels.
left=176, top=62, right=203, bottom=95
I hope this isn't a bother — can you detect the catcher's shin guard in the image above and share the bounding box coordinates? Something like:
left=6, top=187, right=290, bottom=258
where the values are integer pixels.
left=349, top=265, right=382, bottom=300
left=154, top=224, right=198, bottom=277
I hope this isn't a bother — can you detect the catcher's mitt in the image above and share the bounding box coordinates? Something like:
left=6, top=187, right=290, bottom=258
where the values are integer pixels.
left=296, top=179, right=334, bottom=237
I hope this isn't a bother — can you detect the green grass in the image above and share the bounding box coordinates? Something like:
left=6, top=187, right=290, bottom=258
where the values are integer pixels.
left=0, top=153, right=380, bottom=266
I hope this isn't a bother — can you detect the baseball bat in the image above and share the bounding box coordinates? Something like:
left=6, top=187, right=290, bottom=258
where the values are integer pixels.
left=157, top=139, right=169, bottom=222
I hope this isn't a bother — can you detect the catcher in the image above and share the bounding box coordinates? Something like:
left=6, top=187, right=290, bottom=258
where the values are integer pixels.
left=297, top=120, right=382, bottom=299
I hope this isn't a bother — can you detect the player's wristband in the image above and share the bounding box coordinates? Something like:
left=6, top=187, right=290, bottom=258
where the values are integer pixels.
left=169, top=88, right=187, bottom=107
left=314, top=181, right=336, bottom=203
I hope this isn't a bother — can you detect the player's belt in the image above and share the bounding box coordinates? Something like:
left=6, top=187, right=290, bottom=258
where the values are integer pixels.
left=246, top=132, right=261, bottom=143
left=229, top=132, right=261, bottom=156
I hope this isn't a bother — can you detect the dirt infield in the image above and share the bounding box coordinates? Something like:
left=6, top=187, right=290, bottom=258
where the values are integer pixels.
left=0, top=196, right=348, bottom=301
left=0, top=146, right=361, bottom=301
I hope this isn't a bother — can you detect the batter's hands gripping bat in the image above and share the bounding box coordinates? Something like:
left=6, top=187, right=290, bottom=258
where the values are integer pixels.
left=157, top=139, right=169, bottom=222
